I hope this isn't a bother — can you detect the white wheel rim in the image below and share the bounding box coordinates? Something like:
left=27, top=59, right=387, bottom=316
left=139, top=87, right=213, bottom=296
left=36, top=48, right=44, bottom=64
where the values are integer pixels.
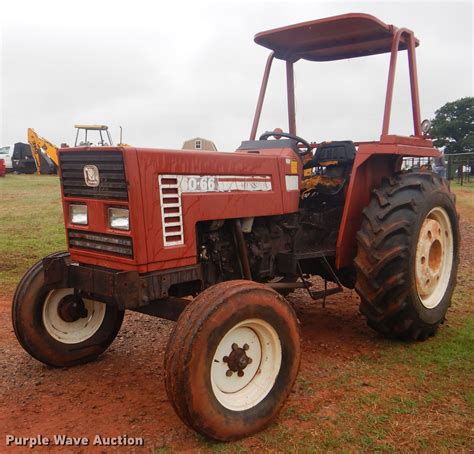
left=415, top=207, right=454, bottom=309
left=210, top=318, right=282, bottom=412
left=42, top=289, right=106, bottom=344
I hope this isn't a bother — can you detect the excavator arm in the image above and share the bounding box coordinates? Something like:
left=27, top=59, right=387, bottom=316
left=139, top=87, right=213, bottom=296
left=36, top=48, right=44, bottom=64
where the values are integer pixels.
left=27, top=128, right=59, bottom=175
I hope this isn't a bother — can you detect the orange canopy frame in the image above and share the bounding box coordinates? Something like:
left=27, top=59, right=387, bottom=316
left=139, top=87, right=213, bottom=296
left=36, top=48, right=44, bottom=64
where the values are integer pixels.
left=250, top=13, right=422, bottom=140
left=254, top=13, right=419, bottom=62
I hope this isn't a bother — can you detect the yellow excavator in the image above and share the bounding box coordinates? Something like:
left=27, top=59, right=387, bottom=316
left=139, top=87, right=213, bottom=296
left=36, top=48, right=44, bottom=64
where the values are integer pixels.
left=27, top=128, right=59, bottom=175
left=28, top=125, right=129, bottom=174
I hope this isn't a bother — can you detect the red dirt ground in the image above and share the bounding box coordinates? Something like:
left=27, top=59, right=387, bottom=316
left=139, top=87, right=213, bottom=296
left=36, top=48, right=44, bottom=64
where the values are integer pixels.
left=0, top=196, right=472, bottom=453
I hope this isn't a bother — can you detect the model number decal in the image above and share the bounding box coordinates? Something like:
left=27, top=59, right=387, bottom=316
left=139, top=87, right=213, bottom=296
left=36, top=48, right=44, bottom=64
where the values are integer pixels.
left=181, top=176, right=218, bottom=192
left=177, top=175, right=272, bottom=193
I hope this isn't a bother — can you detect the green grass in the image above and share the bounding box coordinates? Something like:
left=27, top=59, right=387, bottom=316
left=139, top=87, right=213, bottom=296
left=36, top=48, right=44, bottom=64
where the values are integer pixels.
left=0, top=174, right=65, bottom=294
left=245, top=315, right=473, bottom=451
left=450, top=180, right=474, bottom=192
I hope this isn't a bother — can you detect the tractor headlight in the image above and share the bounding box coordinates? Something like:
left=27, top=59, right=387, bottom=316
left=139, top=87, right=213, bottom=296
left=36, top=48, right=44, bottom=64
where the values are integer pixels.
left=108, top=207, right=130, bottom=230
left=69, top=204, right=88, bottom=225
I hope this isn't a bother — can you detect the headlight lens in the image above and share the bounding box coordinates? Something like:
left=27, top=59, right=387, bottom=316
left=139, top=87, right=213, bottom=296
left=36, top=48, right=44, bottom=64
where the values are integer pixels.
left=109, top=207, right=130, bottom=230
left=69, top=204, right=88, bottom=225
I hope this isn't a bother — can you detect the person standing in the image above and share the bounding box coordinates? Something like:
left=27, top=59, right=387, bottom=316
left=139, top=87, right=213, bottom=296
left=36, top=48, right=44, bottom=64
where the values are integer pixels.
left=433, top=151, right=446, bottom=178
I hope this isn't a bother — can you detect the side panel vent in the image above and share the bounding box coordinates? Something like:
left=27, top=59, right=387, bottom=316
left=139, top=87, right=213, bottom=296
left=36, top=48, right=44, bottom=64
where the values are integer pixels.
left=159, top=175, right=184, bottom=246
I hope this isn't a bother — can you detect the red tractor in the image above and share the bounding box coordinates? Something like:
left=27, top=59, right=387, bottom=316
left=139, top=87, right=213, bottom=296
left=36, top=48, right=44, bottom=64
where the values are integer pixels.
left=13, top=14, right=459, bottom=440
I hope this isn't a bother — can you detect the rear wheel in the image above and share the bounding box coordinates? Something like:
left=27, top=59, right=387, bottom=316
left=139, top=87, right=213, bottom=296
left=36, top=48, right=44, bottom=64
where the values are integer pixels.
left=12, top=252, right=124, bottom=367
left=164, top=280, right=300, bottom=441
left=355, top=172, right=459, bottom=340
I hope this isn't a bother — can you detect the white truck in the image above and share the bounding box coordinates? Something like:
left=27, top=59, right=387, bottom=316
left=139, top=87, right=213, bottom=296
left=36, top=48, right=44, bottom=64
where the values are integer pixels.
left=0, top=144, right=14, bottom=170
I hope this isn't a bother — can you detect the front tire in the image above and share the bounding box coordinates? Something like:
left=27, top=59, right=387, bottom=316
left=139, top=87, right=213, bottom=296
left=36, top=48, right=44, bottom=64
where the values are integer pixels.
left=12, top=252, right=124, bottom=367
left=354, top=172, right=459, bottom=340
left=164, top=280, right=301, bottom=441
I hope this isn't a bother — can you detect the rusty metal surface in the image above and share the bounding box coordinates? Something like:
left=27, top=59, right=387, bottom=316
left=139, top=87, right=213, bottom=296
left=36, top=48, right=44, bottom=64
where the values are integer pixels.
left=254, top=13, right=418, bottom=62
left=250, top=52, right=274, bottom=140
left=336, top=145, right=440, bottom=269
left=266, top=281, right=306, bottom=289
left=286, top=61, right=296, bottom=135
left=43, top=255, right=70, bottom=287
left=382, top=28, right=421, bottom=137
left=233, top=219, right=252, bottom=280
left=131, top=297, right=190, bottom=321
left=42, top=257, right=201, bottom=309
left=251, top=14, right=425, bottom=151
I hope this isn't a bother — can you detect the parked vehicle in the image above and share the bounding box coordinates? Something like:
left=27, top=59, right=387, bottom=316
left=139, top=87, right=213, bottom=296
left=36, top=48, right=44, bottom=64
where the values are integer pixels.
left=12, top=143, right=37, bottom=173
left=0, top=143, right=37, bottom=173
left=0, top=145, right=14, bottom=170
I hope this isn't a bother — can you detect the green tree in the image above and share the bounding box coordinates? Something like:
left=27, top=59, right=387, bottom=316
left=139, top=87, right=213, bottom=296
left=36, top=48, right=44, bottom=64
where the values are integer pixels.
left=430, top=97, right=473, bottom=154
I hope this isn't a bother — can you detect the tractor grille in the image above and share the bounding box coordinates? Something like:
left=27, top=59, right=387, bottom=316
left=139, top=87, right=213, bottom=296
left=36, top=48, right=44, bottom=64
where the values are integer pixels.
left=60, top=151, right=128, bottom=200
left=68, top=229, right=133, bottom=258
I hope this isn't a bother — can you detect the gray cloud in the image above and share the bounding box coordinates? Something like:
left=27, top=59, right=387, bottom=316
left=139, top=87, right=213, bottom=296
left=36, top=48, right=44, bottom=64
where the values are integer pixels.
left=1, top=1, right=472, bottom=150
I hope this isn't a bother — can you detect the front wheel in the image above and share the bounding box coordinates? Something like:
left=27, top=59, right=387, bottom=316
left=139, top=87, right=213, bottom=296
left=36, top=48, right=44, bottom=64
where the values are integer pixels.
left=12, top=252, right=124, bottom=367
left=164, top=280, right=301, bottom=441
left=355, top=172, right=459, bottom=340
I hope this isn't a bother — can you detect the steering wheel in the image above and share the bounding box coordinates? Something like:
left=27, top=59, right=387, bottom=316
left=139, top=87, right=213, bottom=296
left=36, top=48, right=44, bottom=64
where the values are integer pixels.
left=259, top=130, right=312, bottom=156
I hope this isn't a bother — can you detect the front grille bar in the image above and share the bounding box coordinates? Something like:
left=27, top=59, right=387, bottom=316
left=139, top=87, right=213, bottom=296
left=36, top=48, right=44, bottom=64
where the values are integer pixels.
left=60, top=150, right=128, bottom=200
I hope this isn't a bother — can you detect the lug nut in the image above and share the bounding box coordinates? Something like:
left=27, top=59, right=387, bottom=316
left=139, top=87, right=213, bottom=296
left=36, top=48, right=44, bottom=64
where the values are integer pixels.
left=243, top=344, right=249, bottom=351
left=231, top=343, right=238, bottom=351
left=226, top=370, right=233, bottom=377
left=237, top=370, right=244, bottom=377
left=247, top=357, right=253, bottom=364
left=223, top=356, right=229, bottom=363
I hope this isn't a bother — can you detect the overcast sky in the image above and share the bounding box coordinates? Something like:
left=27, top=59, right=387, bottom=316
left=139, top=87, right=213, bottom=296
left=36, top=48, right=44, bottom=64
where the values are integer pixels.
left=0, top=0, right=472, bottom=150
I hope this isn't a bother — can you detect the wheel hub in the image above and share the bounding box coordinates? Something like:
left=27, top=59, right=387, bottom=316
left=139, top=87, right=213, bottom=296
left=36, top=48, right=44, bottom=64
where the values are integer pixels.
left=42, top=288, right=107, bottom=344
left=415, top=207, right=454, bottom=309
left=223, top=343, right=253, bottom=377
left=210, top=319, right=282, bottom=411
left=416, top=218, right=445, bottom=298
left=57, top=295, right=88, bottom=322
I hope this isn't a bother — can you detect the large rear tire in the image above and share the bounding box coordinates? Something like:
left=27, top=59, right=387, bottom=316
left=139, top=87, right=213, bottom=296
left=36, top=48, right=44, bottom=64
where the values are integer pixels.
left=354, top=172, right=459, bottom=340
left=12, top=252, right=124, bottom=367
left=164, top=280, right=300, bottom=441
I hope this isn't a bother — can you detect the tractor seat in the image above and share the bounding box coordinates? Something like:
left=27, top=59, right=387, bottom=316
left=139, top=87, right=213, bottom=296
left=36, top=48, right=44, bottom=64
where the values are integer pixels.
left=303, top=140, right=356, bottom=169
left=300, top=141, right=356, bottom=199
